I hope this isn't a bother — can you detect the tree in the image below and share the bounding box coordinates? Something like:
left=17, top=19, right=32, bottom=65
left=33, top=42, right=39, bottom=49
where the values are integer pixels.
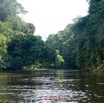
left=0, top=0, right=27, bottom=21
left=21, top=22, right=35, bottom=35
left=0, top=34, right=7, bottom=59
left=43, top=44, right=56, bottom=68
left=7, top=35, right=44, bottom=70
left=55, top=50, right=64, bottom=68
left=7, top=17, right=35, bottom=35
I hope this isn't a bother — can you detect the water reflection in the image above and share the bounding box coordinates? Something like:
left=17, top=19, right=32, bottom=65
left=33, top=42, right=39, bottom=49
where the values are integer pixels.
left=0, top=70, right=104, bottom=103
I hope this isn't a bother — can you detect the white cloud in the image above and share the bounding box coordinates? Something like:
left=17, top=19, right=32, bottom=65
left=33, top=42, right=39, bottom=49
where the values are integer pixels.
left=18, top=0, right=89, bottom=40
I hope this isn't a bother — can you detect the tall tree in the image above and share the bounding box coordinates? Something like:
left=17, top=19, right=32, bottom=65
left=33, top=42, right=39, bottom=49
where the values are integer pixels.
left=0, top=0, right=27, bottom=21
left=7, top=35, right=44, bottom=70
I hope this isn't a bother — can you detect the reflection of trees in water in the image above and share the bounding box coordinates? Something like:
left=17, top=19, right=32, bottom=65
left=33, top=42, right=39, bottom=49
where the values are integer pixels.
left=56, top=70, right=80, bottom=90
left=0, top=73, right=19, bottom=102
left=78, top=72, right=104, bottom=102
left=56, top=70, right=64, bottom=89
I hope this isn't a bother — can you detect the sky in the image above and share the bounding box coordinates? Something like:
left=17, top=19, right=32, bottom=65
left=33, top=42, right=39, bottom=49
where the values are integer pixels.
left=18, top=0, right=89, bottom=40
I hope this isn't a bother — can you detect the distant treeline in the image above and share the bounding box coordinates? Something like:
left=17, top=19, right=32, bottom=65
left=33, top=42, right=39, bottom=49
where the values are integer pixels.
left=0, top=0, right=104, bottom=71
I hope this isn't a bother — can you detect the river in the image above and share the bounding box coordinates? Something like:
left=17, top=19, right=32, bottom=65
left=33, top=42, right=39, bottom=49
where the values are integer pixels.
left=0, top=69, right=104, bottom=103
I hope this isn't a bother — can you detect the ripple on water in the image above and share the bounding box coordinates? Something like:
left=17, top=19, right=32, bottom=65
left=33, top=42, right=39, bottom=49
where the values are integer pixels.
left=19, top=89, right=84, bottom=102
left=0, top=71, right=92, bottom=103
left=14, top=76, right=88, bottom=103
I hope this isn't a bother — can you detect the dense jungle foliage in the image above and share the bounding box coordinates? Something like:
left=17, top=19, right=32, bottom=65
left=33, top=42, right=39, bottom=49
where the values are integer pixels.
left=0, top=0, right=104, bottom=71
left=0, top=0, right=64, bottom=70
left=46, top=0, right=104, bottom=70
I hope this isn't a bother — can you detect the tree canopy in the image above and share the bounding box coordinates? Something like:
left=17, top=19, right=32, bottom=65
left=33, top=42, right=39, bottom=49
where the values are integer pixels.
left=0, top=0, right=57, bottom=70
left=46, top=0, right=104, bottom=70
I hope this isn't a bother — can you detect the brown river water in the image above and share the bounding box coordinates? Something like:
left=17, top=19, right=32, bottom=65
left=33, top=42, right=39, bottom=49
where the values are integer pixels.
left=0, top=69, right=104, bottom=103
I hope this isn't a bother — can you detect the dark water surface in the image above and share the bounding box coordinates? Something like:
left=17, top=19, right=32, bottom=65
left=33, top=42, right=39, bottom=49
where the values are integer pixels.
left=0, top=69, right=104, bottom=103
